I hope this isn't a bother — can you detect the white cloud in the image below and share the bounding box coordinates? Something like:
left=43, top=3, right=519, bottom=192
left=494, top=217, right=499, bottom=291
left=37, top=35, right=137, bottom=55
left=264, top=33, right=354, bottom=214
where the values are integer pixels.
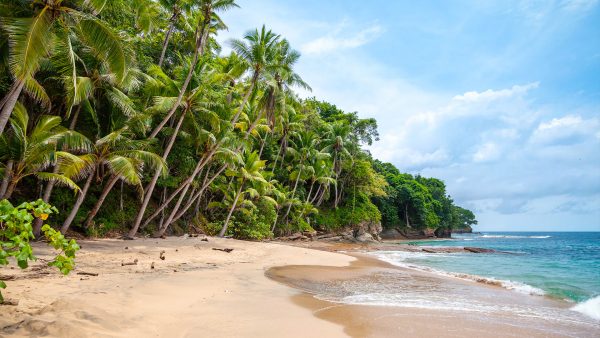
left=473, top=142, right=501, bottom=162
left=452, top=82, right=539, bottom=103
left=301, top=23, right=384, bottom=55
left=530, top=114, right=599, bottom=145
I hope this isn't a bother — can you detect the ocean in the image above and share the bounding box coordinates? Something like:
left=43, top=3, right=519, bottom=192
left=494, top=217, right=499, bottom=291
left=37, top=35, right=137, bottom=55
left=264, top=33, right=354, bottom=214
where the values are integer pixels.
left=368, top=232, right=600, bottom=322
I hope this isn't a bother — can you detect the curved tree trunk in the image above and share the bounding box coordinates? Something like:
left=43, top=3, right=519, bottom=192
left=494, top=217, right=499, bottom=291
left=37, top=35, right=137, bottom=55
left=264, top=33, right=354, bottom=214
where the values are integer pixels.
left=0, top=80, right=24, bottom=136
left=282, top=163, right=303, bottom=221
left=170, top=163, right=227, bottom=224
left=158, top=22, right=175, bottom=67
left=0, top=160, right=14, bottom=198
left=231, top=71, right=259, bottom=124
left=84, top=175, right=120, bottom=229
left=218, top=180, right=244, bottom=237
left=149, top=12, right=211, bottom=139
left=129, top=108, right=187, bottom=238
left=61, top=173, right=94, bottom=234
left=3, top=179, right=18, bottom=200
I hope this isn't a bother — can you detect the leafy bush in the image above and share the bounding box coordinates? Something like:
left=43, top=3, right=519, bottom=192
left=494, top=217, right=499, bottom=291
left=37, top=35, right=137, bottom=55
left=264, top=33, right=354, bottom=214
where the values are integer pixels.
left=0, top=199, right=79, bottom=302
left=316, top=192, right=381, bottom=231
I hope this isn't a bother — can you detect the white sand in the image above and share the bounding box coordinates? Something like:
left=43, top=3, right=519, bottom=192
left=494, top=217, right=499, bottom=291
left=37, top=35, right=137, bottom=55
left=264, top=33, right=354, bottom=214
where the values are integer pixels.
left=0, top=237, right=353, bottom=337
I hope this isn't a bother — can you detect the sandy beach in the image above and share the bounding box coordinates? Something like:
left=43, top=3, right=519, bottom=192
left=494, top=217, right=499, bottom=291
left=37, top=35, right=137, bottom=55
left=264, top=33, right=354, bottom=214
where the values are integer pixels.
left=0, top=237, right=598, bottom=337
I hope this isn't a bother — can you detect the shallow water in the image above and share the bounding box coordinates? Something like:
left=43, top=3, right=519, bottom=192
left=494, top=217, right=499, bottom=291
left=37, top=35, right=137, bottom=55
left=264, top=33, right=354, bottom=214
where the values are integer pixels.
left=375, top=231, right=600, bottom=321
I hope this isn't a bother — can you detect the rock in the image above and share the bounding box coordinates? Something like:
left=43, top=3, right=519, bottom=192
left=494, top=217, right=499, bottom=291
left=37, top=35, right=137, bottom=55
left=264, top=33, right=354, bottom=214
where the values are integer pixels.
left=464, top=247, right=495, bottom=253
left=453, top=226, right=473, bottom=234
left=434, top=227, right=452, bottom=238
left=380, top=228, right=434, bottom=240
left=355, top=232, right=377, bottom=243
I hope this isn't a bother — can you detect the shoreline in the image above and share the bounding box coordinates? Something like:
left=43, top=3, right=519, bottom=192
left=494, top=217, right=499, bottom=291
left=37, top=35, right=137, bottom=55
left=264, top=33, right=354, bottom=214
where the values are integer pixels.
left=1, top=237, right=598, bottom=337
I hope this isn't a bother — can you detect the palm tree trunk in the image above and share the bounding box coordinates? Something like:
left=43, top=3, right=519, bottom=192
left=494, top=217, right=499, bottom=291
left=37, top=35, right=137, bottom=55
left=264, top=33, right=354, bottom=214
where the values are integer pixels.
left=0, top=80, right=24, bottom=136
left=32, top=166, right=60, bottom=236
left=231, top=71, right=259, bottom=124
left=69, top=105, right=82, bottom=130
left=154, top=170, right=200, bottom=237
left=3, top=179, right=18, bottom=200
left=271, top=138, right=285, bottom=172
left=170, top=163, right=227, bottom=224
left=282, top=164, right=303, bottom=221
left=271, top=211, right=279, bottom=233
left=84, top=175, right=120, bottom=229
left=129, top=108, right=187, bottom=238
left=61, top=173, right=94, bottom=234
left=0, top=160, right=14, bottom=198
left=149, top=13, right=211, bottom=139
left=310, top=184, right=321, bottom=204
left=258, top=134, right=268, bottom=159
left=218, top=180, right=244, bottom=237
left=140, top=154, right=207, bottom=230
left=158, top=22, right=175, bottom=67
left=306, top=180, right=315, bottom=203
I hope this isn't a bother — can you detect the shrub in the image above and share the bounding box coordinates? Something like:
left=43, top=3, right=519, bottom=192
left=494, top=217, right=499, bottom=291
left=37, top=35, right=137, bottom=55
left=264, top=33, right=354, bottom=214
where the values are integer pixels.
left=0, top=199, right=79, bottom=303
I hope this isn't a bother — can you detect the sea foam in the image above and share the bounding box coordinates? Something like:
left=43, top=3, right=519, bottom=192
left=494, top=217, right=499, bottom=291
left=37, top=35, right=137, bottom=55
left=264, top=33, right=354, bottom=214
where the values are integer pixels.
left=572, top=296, right=600, bottom=321
left=480, top=235, right=551, bottom=239
left=372, top=251, right=546, bottom=296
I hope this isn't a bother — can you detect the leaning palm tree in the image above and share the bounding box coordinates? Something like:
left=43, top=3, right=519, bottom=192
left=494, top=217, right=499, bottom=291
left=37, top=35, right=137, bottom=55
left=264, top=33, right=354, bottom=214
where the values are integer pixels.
left=0, top=102, right=92, bottom=201
left=281, top=131, right=329, bottom=221
left=131, top=0, right=238, bottom=238
left=217, top=151, right=267, bottom=237
left=78, top=129, right=168, bottom=230
left=0, top=0, right=128, bottom=135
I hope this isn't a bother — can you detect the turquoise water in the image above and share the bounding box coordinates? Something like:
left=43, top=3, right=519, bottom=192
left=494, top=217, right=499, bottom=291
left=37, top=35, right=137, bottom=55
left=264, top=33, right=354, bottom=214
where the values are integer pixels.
left=405, top=232, right=600, bottom=303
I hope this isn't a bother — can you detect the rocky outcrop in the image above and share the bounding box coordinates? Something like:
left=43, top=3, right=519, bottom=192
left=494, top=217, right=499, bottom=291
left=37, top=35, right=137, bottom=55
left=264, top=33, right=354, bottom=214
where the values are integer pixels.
left=434, top=227, right=452, bottom=238
left=283, top=221, right=383, bottom=243
left=380, top=227, right=437, bottom=240
left=452, top=226, right=473, bottom=234
left=352, top=221, right=382, bottom=242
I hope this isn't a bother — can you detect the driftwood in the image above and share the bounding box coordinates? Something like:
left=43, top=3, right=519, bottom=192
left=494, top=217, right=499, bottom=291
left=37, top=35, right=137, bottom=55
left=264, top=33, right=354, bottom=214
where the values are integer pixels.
left=212, top=248, right=234, bottom=253
left=1, top=298, right=19, bottom=306
left=121, top=259, right=138, bottom=266
left=76, top=272, right=99, bottom=276
left=421, top=248, right=438, bottom=253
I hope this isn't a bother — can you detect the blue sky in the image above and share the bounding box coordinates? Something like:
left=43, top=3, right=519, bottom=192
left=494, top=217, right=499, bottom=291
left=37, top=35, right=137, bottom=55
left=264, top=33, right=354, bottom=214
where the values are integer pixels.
left=217, top=0, right=600, bottom=231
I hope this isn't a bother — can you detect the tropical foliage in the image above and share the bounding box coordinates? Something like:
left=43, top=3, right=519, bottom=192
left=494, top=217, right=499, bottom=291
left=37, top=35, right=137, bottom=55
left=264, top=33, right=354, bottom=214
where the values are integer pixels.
left=0, top=0, right=475, bottom=241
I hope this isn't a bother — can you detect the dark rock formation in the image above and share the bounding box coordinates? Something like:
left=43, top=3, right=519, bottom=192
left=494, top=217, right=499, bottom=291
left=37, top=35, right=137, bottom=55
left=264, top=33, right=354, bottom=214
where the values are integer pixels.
left=452, top=226, right=473, bottom=234
left=380, top=228, right=437, bottom=240
left=434, top=227, right=452, bottom=238
left=464, top=246, right=495, bottom=253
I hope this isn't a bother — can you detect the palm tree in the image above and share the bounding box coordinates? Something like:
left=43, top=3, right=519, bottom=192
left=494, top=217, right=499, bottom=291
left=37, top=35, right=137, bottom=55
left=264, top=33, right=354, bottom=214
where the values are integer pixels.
left=128, top=58, right=227, bottom=237
left=0, top=0, right=127, bottom=135
left=79, top=129, right=167, bottom=230
left=131, top=0, right=238, bottom=238
left=281, top=131, right=329, bottom=221
left=0, top=103, right=92, bottom=201
left=322, top=121, right=351, bottom=207
left=229, top=25, right=280, bottom=124
left=217, top=151, right=267, bottom=237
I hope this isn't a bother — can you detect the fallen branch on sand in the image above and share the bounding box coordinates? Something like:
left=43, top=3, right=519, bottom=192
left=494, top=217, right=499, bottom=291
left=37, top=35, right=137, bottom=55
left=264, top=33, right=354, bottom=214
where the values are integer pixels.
left=212, top=248, right=234, bottom=253
left=76, top=272, right=99, bottom=276
left=121, top=259, right=138, bottom=266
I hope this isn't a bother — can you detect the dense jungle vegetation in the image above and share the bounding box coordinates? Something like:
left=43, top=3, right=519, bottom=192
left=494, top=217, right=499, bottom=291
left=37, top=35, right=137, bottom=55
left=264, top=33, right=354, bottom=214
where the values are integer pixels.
left=0, top=0, right=476, bottom=241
